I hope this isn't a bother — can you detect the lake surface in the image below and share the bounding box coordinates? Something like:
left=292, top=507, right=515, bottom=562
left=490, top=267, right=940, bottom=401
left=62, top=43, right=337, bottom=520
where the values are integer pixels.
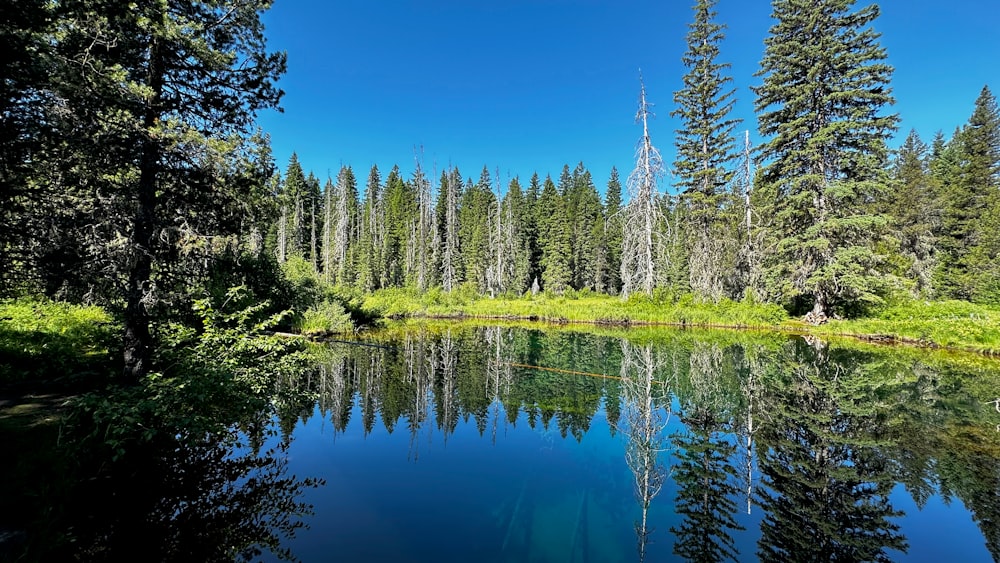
left=260, top=324, right=1000, bottom=562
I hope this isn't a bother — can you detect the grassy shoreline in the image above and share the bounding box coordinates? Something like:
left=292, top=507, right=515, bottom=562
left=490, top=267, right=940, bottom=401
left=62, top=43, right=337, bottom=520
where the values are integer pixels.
left=358, top=288, right=1000, bottom=357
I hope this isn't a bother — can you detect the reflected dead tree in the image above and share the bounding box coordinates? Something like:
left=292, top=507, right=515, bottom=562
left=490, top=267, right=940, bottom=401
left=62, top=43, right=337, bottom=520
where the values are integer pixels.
left=485, top=326, right=515, bottom=444
left=620, top=340, right=671, bottom=562
left=737, top=345, right=766, bottom=515
left=405, top=332, right=432, bottom=461
left=361, top=345, right=385, bottom=437
left=316, top=348, right=352, bottom=435
left=436, top=328, right=460, bottom=440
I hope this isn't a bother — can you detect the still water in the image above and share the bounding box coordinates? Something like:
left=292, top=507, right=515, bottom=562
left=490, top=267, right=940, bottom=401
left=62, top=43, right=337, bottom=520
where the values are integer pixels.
left=261, top=324, right=1000, bottom=562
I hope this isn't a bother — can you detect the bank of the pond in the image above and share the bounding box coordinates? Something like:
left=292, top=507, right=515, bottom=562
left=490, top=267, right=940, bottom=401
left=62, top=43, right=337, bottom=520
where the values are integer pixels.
left=359, top=289, right=1000, bottom=357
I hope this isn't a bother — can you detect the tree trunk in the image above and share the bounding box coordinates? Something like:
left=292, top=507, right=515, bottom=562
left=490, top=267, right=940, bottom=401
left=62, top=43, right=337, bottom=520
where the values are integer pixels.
left=123, top=36, right=163, bottom=381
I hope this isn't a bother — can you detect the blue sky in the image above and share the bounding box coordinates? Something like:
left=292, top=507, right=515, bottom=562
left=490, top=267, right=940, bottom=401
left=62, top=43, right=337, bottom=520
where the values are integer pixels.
left=258, top=0, right=999, bottom=194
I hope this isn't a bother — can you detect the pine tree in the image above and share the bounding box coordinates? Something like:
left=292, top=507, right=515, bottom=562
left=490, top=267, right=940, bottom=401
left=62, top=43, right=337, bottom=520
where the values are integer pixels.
left=538, top=175, right=571, bottom=293
left=382, top=165, right=415, bottom=287
left=281, top=154, right=308, bottom=258
left=524, top=172, right=543, bottom=289
left=503, top=177, right=531, bottom=293
left=564, top=163, right=604, bottom=291
left=961, top=86, right=1000, bottom=302
left=357, top=165, right=383, bottom=291
left=672, top=0, right=740, bottom=302
left=889, top=130, right=937, bottom=297
left=459, top=170, right=495, bottom=292
left=754, top=0, right=898, bottom=319
left=605, top=167, right=624, bottom=294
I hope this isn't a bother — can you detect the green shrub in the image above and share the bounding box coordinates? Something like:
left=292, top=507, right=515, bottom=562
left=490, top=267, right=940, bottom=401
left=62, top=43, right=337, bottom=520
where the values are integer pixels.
left=298, top=300, right=353, bottom=336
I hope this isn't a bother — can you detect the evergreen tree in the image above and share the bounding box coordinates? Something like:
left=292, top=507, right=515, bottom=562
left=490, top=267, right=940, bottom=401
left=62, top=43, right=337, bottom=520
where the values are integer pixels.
left=672, top=0, right=740, bottom=302
left=605, top=167, right=624, bottom=294
left=754, top=0, right=898, bottom=319
left=538, top=175, right=572, bottom=293
left=280, top=154, right=308, bottom=259
left=47, top=0, right=285, bottom=378
left=565, top=163, right=605, bottom=291
left=382, top=165, right=415, bottom=287
left=889, top=130, right=937, bottom=297
left=328, top=165, right=359, bottom=285
left=503, top=177, right=531, bottom=293
left=459, top=170, right=494, bottom=292
left=933, top=86, right=1000, bottom=302
left=357, top=164, right=383, bottom=291
left=524, top=172, right=543, bottom=290
left=0, top=0, right=53, bottom=293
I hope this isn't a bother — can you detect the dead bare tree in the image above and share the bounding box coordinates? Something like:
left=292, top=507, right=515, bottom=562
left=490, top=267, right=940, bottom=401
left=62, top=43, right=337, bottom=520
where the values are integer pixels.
left=737, top=130, right=764, bottom=300
left=441, top=167, right=460, bottom=292
left=412, top=150, right=433, bottom=291
left=622, top=74, right=666, bottom=298
left=322, top=178, right=333, bottom=281
left=276, top=203, right=288, bottom=263
left=620, top=340, right=671, bottom=562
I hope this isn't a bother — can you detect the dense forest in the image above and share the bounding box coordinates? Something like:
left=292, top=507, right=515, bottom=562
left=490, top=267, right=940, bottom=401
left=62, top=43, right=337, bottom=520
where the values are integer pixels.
left=2, top=0, right=999, bottom=377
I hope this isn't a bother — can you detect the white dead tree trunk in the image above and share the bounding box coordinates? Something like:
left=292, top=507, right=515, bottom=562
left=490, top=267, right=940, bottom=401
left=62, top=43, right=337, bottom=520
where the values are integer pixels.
left=620, top=340, right=670, bottom=563
left=622, top=75, right=666, bottom=298
left=442, top=168, right=459, bottom=292
left=415, top=156, right=433, bottom=291
left=277, top=204, right=288, bottom=263
left=486, top=168, right=506, bottom=297
left=323, top=180, right=334, bottom=282
left=438, top=329, right=459, bottom=441
left=311, top=197, right=318, bottom=269
left=738, top=130, right=763, bottom=300
left=334, top=172, right=350, bottom=283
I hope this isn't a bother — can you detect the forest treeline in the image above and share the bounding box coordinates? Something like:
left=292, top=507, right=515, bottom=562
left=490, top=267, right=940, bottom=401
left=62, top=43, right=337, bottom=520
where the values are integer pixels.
left=1, top=0, right=999, bottom=379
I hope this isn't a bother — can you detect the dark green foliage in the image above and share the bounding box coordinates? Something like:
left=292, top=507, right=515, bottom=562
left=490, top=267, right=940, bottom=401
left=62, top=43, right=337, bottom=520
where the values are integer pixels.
left=754, top=342, right=907, bottom=563
left=889, top=130, right=938, bottom=297
left=459, top=168, right=496, bottom=292
left=381, top=165, right=415, bottom=287
left=672, top=0, right=739, bottom=230
left=754, top=0, right=898, bottom=318
left=538, top=175, right=572, bottom=293
left=356, top=164, right=383, bottom=291
left=933, top=87, right=1000, bottom=302
left=671, top=410, right=743, bottom=563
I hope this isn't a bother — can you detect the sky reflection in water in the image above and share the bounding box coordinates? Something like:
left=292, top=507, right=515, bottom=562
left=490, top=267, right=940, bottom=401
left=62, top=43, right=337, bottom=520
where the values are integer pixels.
left=267, top=325, right=999, bottom=563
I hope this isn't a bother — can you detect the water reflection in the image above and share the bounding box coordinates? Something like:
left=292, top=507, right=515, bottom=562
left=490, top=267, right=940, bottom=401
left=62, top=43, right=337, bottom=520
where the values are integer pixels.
left=287, top=324, right=1000, bottom=562
left=619, top=341, right=671, bottom=562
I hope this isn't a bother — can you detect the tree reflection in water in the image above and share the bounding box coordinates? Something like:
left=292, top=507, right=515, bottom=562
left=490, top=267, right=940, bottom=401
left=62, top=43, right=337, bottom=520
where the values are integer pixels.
left=619, top=340, right=671, bottom=562
left=292, top=325, right=1000, bottom=562
left=754, top=338, right=907, bottom=562
left=64, top=429, right=321, bottom=562
left=670, top=342, right=744, bottom=562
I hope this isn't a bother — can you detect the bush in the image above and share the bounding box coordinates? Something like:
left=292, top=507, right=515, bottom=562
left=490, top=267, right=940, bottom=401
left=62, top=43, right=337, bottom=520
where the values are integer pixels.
left=298, top=301, right=353, bottom=336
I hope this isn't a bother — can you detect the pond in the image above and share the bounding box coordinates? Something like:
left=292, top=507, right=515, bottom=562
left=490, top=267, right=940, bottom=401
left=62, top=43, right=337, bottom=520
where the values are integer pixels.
left=259, top=323, right=1000, bottom=562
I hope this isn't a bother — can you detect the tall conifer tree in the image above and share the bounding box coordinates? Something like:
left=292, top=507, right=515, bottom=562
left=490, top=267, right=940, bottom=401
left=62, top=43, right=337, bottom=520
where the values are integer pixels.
left=673, top=0, right=740, bottom=301
left=754, top=0, right=898, bottom=319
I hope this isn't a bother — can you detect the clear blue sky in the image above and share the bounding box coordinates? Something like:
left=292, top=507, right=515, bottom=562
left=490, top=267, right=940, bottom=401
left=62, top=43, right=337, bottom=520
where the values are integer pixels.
left=257, top=0, right=999, bottom=195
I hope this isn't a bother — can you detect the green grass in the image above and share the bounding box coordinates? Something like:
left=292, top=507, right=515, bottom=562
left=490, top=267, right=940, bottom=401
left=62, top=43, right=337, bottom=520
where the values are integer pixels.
left=363, top=287, right=789, bottom=327
left=362, top=289, right=1000, bottom=356
left=819, top=300, right=1000, bottom=355
left=0, top=299, right=116, bottom=384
